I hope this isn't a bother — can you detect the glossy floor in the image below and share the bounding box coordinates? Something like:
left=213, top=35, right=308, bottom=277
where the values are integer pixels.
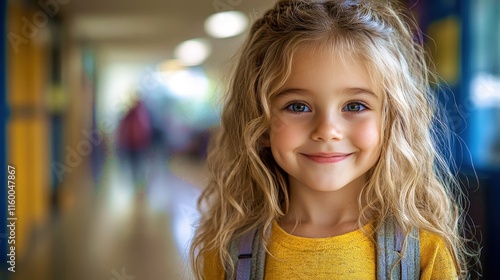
left=12, top=153, right=205, bottom=280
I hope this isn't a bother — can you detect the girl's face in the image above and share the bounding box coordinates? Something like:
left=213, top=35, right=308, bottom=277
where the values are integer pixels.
left=268, top=47, right=383, bottom=194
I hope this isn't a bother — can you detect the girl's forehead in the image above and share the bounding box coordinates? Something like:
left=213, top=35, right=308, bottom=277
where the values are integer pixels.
left=294, top=40, right=378, bottom=71
left=292, top=44, right=363, bottom=70
left=279, top=44, right=384, bottom=96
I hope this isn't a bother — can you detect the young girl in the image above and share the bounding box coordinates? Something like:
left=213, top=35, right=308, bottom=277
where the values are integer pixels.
left=191, top=0, right=474, bottom=278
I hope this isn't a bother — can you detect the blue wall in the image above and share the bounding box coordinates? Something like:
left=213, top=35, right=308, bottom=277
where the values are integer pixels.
left=1, top=0, right=10, bottom=278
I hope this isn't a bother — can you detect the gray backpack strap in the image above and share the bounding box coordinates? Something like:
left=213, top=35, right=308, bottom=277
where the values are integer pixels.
left=228, top=227, right=266, bottom=280
left=236, top=228, right=256, bottom=280
left=230, top=220, right=420, bottom=280
left=377, top=217, right=420, bottom=280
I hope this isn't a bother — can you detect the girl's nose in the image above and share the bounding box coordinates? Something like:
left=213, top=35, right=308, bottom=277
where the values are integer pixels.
left=310, top=114, right=343, bottom=142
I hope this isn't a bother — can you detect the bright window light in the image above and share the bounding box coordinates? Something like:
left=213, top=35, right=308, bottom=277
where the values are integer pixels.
left=159, top=69, right=209, bottom=100
left=204, top=11, right=249, bottom=38
left=174, top=38, right=211, bottom=66
left=471, top=73, right=500, bottom=108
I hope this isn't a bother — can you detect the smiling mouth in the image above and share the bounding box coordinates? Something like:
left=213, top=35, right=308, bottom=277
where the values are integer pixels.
left=302, top=153, right=352, bottom=163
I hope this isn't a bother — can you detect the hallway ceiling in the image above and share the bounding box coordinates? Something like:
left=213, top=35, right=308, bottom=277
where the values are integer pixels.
left=59, top=0, right=274, bottom=67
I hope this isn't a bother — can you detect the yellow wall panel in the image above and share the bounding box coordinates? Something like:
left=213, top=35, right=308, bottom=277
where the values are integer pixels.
left=7, top=1, right=52, bottom=259
left=7, top=117, right=34, bottom=259
left=7, top=3, right=36, bottom=107
left=7, top=118, right=50, bottom=258
left=428, top=16, right=461, bottom=85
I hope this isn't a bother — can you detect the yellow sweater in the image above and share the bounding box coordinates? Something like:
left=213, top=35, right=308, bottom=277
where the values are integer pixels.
left=203, top=221, right=457, bottom=279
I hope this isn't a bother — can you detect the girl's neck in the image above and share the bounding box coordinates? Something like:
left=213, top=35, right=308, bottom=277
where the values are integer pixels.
left=279, top=175, right=367, bottom=238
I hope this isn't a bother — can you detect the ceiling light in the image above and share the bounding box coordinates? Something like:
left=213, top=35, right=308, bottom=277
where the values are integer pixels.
left=174, top=38, right=212, bottom=66
left=204, top=11, right=249, bottom=38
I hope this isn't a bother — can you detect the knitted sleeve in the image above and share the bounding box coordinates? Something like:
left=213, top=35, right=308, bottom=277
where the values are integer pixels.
left=202, top=250, right=225, bottom=280
left=419, top=229, right=458, bottom=279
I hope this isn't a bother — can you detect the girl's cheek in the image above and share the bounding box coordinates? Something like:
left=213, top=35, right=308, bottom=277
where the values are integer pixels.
left=269, top=115, right=308, bottom=147
left=353, top=118, right=381, bottom=149
left=270, top=113, right=299, bottom=135
left=270, top=115, right=286, bottom=134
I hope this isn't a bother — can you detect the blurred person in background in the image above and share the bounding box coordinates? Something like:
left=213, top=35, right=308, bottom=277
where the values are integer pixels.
left=116, top=96, right=153, bottom=190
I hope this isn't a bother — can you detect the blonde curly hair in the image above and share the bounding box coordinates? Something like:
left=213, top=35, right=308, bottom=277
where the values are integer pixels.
left=190, top=0, right=475, bottom=278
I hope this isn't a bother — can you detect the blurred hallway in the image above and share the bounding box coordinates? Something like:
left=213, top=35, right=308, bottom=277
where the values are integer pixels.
left=3, top=0, right=273, bottom=279
left=10, top=151, right=205, bottom=280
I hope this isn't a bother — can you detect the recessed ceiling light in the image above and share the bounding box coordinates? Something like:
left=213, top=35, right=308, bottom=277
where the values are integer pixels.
left=204, top=11, right=249, bottom=38
left=174, top=38, right=212, bottom=66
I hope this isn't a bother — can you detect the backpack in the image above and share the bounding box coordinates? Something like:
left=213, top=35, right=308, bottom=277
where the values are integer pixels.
left=228, top=218, right=420, bottom=280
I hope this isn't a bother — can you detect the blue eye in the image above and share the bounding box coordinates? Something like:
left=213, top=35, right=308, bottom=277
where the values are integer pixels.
left=286, top=103, right=311, bottom=113
left=343, top=102, right=367, bottom=112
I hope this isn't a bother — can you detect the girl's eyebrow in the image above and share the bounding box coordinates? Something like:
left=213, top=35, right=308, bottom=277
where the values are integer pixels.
left=276, top=87, right=378, bottom=99
left=342, top=87, right=379, bottom=99
left=275, top=88, right=311, bottom=97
